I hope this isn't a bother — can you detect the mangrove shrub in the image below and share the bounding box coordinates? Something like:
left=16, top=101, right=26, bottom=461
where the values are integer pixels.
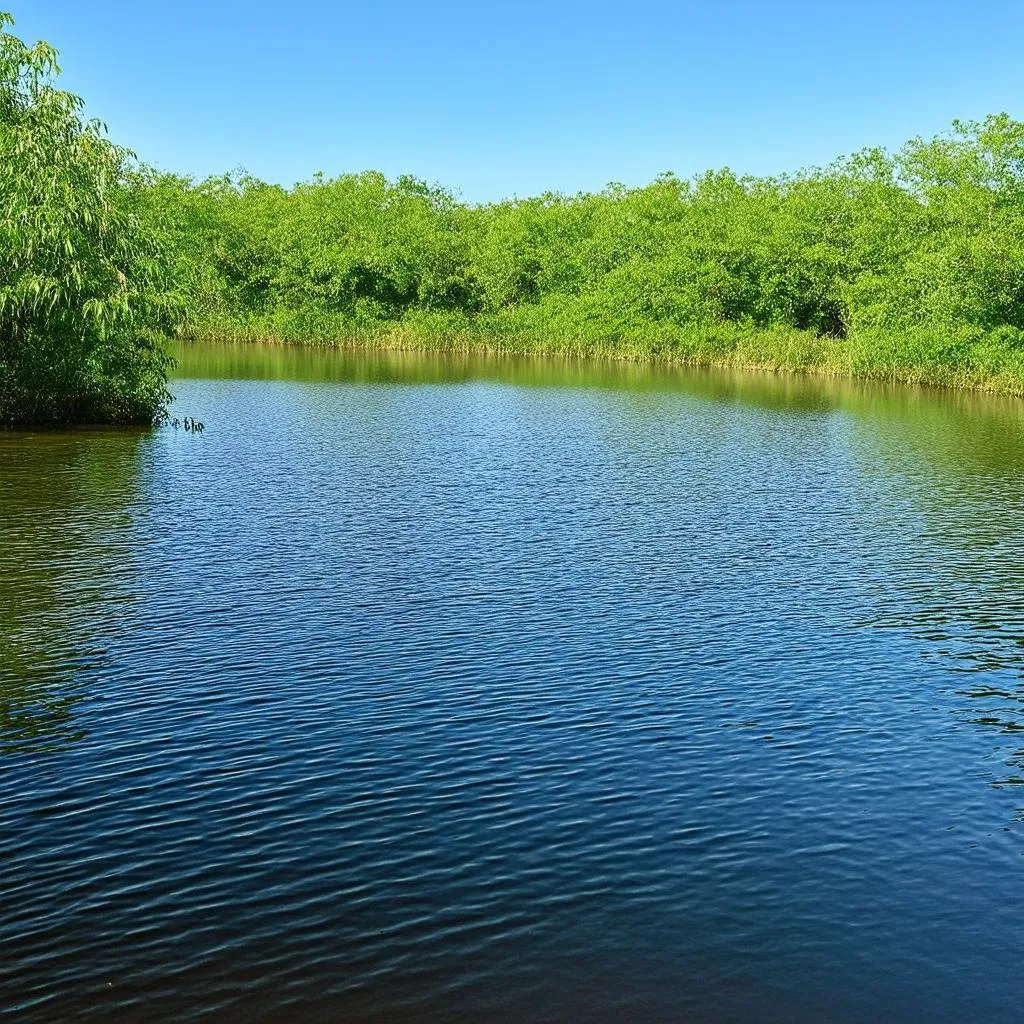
left=0, top=13, right=172, bottom=425
left=143, top=113, right=1024, bottom=389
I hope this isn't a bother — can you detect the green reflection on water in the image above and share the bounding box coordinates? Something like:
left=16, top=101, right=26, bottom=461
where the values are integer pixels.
left=171, top=339, right=1024, bottom=437
left=172, top=341, right=1024, bottom=798
left=5, top=341, right=1024, bottom=760
left=0, top=428, right=148, bottom=753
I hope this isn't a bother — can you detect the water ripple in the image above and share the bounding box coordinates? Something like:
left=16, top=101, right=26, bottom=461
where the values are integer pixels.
left=2, top=354, right=1024, bottom=1021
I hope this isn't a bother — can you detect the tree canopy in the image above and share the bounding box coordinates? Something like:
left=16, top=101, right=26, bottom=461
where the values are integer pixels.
left=143, top=115, right=1024, bottom=391
left=0, top=12, right=172, bottom=424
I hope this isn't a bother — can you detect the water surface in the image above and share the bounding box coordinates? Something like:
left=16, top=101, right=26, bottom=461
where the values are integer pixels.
left=2, top=344, right=1024, bottom=1021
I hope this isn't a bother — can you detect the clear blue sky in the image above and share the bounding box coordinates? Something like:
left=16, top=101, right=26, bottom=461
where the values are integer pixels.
left=13, top=1, right=1024, bottom=202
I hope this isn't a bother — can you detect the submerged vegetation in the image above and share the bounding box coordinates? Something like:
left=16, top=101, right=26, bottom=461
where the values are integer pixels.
left=2, top=13, right=1024, bottom=423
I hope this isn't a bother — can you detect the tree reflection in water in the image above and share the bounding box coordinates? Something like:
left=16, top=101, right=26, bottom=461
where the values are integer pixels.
left=836, top=386, right=1024, bottom=817
left=0, top=428, right=147, bottom=754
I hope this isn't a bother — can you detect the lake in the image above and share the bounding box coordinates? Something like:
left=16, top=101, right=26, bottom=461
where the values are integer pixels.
left=2, top=343, right=1023, bottom=1021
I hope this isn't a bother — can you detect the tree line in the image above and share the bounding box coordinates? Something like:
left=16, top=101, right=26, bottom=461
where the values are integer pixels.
left=3, top=13, right=1024, bottom=424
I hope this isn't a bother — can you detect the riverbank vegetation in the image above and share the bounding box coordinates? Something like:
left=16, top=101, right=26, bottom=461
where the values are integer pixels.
left=3, top=13, right=1024, bottom=423
left=0, top=14, right=173, bottom=425
left=146, top=117, right=1024, bottom=393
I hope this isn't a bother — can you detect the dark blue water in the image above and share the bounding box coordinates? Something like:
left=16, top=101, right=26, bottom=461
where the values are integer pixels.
left=2, top=347, right=1023, bottom=1021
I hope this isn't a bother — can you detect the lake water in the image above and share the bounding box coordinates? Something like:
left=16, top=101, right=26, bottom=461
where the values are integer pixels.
left=2, top=344, right=1024, bottom=1021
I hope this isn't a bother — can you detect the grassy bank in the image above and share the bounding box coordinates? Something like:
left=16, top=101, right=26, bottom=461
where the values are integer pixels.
left=177, top=320, right=1024, bottom=396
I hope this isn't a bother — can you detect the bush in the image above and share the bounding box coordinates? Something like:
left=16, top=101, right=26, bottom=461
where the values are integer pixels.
left=0, top=13, right=172, bottom=425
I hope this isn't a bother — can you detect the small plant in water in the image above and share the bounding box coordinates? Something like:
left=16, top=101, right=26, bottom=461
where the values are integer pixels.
left=161, top=415, right=205, bottom=433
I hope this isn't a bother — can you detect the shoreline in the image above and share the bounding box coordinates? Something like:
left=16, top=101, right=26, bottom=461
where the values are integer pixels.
left=174, top=329, right=1024, bottom=398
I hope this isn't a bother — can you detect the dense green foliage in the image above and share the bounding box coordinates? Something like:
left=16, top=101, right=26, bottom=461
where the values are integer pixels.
left=4, top=14, right=1024, bottom=424
left=0, top=14, right=171, bottom=424
left=143, top=116, right=1024, bottom=391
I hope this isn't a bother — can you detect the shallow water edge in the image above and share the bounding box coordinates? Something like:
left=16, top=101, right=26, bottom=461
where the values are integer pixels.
left=174, top=331, right=1024, bottom=396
